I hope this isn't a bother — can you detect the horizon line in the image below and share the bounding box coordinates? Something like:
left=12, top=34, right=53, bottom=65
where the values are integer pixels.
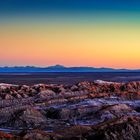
left=0, top=65, right=139, bottom=70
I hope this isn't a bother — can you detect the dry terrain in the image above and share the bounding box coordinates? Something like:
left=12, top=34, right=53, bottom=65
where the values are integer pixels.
left=0, top=80, right=139, bottom=139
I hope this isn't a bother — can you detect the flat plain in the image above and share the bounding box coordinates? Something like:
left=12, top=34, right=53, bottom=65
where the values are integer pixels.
left=0, top=72, right=140, bottom=85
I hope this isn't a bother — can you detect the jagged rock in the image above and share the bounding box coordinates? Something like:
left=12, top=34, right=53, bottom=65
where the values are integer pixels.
left=2, top=107, right=47, bottom=129
left=71, top=85, right=79, bottom=91
left=0, top=81, right=139, bottom=140
left=87, top=116, right=140, bottom=140
left=38, top=90, right=56, bottom=98
left=4, top=94, right=14, bottom=100
left=54, top=125, right=92, bottom=140
left=47, top=116, right=140, bottom=140
left=22, top=94, right=29, bottom=98
left=23, top=130, right=51, bottom=140
left=95, top=104, right=135, bottom=121
left=15, top=94, right=22, bottom=99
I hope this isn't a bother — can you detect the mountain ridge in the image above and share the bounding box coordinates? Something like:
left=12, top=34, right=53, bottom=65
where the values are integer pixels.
left=0, top=65, right=139, bottom=72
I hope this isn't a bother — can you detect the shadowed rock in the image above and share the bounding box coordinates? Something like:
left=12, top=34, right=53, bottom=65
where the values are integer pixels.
left=0, top=81, right=139, bottom=140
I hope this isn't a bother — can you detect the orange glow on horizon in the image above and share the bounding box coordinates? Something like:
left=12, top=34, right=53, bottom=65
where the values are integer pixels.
left=0, top=21, right=140, bottom=69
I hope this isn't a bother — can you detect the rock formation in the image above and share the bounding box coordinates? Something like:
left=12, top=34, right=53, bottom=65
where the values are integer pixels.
left=0, top=81, right=139, bottom=140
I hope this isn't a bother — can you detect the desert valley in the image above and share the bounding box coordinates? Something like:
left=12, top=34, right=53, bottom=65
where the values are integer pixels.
left=0, top=79, right=139, bottom=139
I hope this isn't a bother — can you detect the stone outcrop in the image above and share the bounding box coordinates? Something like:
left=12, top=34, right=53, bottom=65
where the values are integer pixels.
left=0, top=81, right=139, bottom=140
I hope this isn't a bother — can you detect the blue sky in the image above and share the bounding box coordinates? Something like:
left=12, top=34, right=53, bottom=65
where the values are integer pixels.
left=0, top=0, right=140, bottom=15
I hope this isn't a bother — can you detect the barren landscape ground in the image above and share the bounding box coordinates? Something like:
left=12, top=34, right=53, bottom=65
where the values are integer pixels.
left=0, top=73, right=139, bottom=139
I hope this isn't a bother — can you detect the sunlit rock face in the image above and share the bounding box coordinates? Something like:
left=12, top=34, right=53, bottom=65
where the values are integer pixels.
left=0, top=81, right=139, bottom=140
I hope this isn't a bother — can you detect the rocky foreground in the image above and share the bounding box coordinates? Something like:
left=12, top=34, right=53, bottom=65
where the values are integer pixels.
left=0, top=80, right=140, bottom=139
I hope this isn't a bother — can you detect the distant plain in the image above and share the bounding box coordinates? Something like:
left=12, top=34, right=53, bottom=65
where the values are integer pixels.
left=0, top=72, right=140, bottom=85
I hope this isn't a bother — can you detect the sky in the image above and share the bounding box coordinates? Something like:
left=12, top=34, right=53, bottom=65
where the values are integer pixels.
left=0, top=0, right=140, bottom=69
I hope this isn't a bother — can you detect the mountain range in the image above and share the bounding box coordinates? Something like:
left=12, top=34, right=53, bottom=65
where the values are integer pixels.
left=0, top=65, right=139, bottom=72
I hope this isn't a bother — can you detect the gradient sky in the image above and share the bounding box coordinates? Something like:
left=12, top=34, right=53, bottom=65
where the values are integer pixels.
left=0, top=0, right=140, bottom=69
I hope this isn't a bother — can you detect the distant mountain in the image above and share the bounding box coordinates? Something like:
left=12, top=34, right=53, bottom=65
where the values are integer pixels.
left=47, top=65, right=66, bottom=69
left=0, top=65, right=139, bottom=72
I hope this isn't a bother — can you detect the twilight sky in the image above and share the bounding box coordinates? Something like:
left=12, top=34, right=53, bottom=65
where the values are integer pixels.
left=0, top=0, right=140, bottom=69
